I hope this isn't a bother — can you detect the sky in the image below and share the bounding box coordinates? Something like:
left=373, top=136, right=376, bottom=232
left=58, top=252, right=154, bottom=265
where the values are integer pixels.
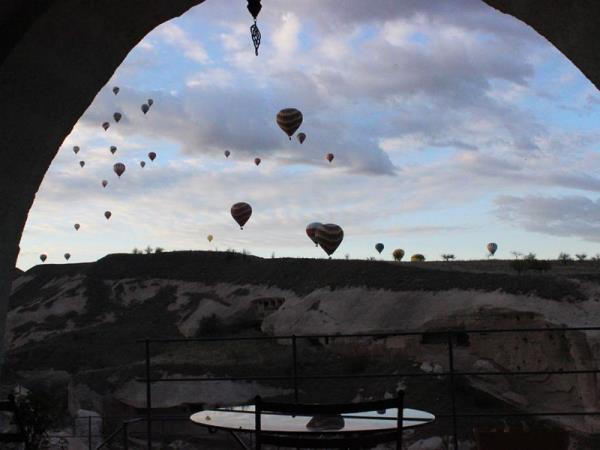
left=17, top=0, right=600, bottom=269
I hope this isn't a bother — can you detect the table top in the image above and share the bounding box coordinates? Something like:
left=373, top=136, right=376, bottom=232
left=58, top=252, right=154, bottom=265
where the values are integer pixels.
left=190, top=405, right=435, bottom=434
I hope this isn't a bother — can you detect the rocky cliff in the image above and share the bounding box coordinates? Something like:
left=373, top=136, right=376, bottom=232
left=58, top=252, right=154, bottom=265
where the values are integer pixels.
left=5, top=251, right=600, bottom=449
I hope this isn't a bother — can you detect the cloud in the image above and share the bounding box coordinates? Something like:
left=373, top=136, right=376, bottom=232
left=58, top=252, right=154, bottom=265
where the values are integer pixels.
left=155, top=23, right=209, bottom=63
left=495, top=195, right=600, bottom=242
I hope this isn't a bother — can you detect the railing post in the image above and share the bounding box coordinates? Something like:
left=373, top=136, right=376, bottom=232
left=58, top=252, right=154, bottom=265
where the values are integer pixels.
left=88, top=416, right=92, bottom=450
left=447, top=332, right=458, bottom=450
left=145, top=339, right=152, bottom=450
left=123, top=421, right=129, bottom=450
left=292, top=335, right=299, bottom=403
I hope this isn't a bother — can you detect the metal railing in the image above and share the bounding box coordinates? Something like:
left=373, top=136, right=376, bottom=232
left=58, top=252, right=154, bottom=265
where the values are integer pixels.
left=102, top=326, right=600, bottom=449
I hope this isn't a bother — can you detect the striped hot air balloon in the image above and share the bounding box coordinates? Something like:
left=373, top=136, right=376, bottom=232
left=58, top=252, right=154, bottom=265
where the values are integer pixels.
left=306, top=222, right=322, bottom=247
left=231, top=202, right=252, bottom=229
left=276, top=108, right=303, bottom=140
left=141, top=104, right=149, bottom=114
left=411, top=254, right=425, bottom=262
left=102, top=122, right=110, bottom=131
left=112, top=86, right=120, bottom=95
left=113, top=162, right=126, bottom=177
left=392, top=249, right=405, bottom=261
left=315, top=224, right=344, bottom=256
left=487, top=242, right=498, bottom=256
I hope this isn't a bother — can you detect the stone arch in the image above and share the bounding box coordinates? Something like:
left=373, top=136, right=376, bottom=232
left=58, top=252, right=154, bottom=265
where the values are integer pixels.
left=0, top=0, right=598, bottom=366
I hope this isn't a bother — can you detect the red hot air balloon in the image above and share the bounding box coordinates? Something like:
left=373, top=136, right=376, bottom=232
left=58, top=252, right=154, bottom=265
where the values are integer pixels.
left=102, top=180, right=108, bottom=188
left=315, top=224, right=344, bottom=257
left=224, top=150, right=231, bottom=159
left=104, top=211, right=112, bottom=220
left=141, top=104, right=149, bottom=114
left=231, top=202, right=252, bottom=229
left=140, top=161, right=146, bottom=168
left=73, top=146, right=80, bottom=154
left=110, top=146, right=117, bottom=155
left=74, top=223, right=80, bottom=231
left=148, top=152, right=156, bottom=161
left=113, top=162, right=126, bottom=178
left=102, top=122, right=110, bottom=131
left=297, top=132, right=306, bottom=144
left=79, top=161, right=85, bottom=168
left=64, top=253, right=71, bottom=261
left=113, top=112, right=122, bottom=123
left=254, top=158, right=261, bottom=166
left=40, top=254, right=47, bottom=263
left=306, top=222, right=322, bottom=247
left=112, top=86, right=120, bottom=95
left=276, top=108, right=303, bottom=140
left=326, top=153, right=334, bottom=163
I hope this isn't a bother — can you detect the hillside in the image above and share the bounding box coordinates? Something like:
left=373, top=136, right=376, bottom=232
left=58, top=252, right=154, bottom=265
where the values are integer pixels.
left=5, top=251, right=600, bottom=449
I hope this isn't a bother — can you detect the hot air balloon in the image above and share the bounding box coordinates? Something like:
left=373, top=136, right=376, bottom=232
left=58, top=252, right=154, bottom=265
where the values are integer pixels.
left=79, top=161, right=85, bottom=168
left=147, top=99, right=154, bottom=107
left=110, top=146, right=117, bottom=155
left=315, top=224, right=344, bottom=257
left=487, top=242, right=498, bottom=256
left=141, top=104, right=149, bottom=114
left=73, top=146, right=80, bottom=154
left=140, top=161, right=146, bottom=168
left=231, top=202, right=252, bottom=229
left=113, top=112, right=122, bottom=123
left=411, top=254, right=426, bottom=262
left=207, top=234, right=214, bottom=243
left=113, top=162, right=126, bottom=178
left=375, top=243, right=384, bottom=254
left=102, top=122, right=110, bottom=131
left=113, top=86, right=120, bottom=95
left=102, top=180, right=108, bottom=188
left=392, top=249, right=405, bottom=261
left=74, top=223, right=80, bottom=231
left=64, top=253, right=71, bottom=261
left=224, top=150, right=231, bottom=159
left=276, top=108, right=303, bottom=140
left=297, top=132, right=306, bottom=144
left=40, top=254, right=47, bottom=263
left=326, top=153, right=334, bottom=163
left=148, top=152, right=156, bottom=161
left=254, top=158, right=261, bottom=166
left=306, top=222, right=322, bottom=247
left=104, top=211, right=112, bottom=220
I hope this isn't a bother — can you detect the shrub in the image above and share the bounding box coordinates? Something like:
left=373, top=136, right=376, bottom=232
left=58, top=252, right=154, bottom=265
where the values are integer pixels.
left=132, top=248, right=141, bottom=254
left=511, top=255, right=551, bottom=274
left=144, top=246, right=153, bottom=254
left=575, top=253, right=587, bottom=261
left=154, top=247, right=164, bottom=253
left=441, top=254, right=455, bottom=261
left=197, top=314, right=225, bottom=337
left=558, top=252, right=572, bottom=265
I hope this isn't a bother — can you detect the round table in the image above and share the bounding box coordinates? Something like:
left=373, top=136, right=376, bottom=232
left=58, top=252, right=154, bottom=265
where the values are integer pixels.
left=191, top=405, right=435, bottom=434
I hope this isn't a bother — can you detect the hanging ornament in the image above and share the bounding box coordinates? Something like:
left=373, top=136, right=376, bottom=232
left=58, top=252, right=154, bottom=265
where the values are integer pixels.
left=247, top=0, right=262, bottom=56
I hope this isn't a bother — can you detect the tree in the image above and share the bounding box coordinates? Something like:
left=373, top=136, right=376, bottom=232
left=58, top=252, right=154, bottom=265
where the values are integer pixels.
left=575, top=253, right=587, bottom=261
left=524, top=253, right=536, bottom=261
left=558, top=252, right=572, bottom=265
left=13, top=390, right=57, bottom=450
left=154, top=247, right=164, bottom=253
left=441, top=254, right=455, bottom=261
left=132, top=247, right=141, bottom=254
left=144, top=246, right=153, bottom=254
left=511, top=251, right=522, bottom=259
